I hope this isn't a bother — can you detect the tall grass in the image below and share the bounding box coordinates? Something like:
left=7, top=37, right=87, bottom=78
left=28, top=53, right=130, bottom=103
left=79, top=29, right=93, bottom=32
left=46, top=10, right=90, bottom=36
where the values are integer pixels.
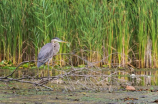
left=0, top=0, right=157, bottom=68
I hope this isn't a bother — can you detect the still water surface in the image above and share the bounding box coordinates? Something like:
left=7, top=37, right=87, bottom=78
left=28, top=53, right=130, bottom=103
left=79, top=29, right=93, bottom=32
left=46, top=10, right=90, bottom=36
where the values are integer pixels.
left=0, top=68, right=158, bottom=86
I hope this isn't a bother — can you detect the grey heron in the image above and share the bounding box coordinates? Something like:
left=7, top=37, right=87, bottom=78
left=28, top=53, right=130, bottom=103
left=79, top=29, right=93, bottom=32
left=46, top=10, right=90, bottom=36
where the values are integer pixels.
left=37, top=37, right=67, bottom=76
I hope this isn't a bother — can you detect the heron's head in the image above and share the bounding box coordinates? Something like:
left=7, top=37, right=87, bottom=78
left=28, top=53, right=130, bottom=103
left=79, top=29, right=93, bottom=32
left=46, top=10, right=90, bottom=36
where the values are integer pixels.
left=51, top=37, right=67, bottom=43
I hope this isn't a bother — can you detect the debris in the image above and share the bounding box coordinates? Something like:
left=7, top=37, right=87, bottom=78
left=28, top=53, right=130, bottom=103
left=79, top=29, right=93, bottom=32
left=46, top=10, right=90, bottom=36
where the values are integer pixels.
left=122, top=97, right=138, bottom=101
left=126, top=85, right=136, bottom=91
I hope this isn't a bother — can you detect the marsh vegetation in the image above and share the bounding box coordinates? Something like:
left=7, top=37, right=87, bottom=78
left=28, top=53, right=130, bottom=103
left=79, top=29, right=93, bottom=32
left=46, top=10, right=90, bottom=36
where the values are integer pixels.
left=0, top=0, right=157, bottom=68
left=0, top=0, right=158, bottom=103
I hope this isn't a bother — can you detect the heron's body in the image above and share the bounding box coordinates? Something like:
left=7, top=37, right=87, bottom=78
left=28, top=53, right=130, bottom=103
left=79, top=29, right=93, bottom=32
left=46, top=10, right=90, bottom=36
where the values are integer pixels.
left=37, top=37, right=64, bottom=67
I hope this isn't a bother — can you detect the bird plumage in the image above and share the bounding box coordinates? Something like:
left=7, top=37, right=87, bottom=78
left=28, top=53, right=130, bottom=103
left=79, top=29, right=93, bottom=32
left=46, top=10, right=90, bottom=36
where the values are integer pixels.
left=37, top=41, right=60, bottom=67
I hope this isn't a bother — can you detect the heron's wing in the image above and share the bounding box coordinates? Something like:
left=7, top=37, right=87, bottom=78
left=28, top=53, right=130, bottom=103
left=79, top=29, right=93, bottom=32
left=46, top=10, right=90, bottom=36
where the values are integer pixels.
left=38, top=43, right=54, bottom=63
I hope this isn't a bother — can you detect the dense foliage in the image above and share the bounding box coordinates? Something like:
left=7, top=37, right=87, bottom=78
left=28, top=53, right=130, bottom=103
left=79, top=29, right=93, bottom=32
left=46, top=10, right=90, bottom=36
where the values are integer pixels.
left=0, top=0, right=157, bottom=68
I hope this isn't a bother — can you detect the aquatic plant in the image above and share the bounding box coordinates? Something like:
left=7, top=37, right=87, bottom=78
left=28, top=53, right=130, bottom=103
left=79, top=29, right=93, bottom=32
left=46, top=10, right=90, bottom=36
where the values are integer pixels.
left=0, top=0, right=157, bottom=68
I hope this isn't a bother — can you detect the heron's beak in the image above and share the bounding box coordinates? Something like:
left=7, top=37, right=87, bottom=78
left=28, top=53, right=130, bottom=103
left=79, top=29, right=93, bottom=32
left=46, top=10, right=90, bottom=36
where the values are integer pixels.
left=58, top=39, right=70, bottom=47
left=58, top=40, right=68, bottom=43
left=61, top=41, right=68, bottom=43
left=55, top=39, right=67, bottom=43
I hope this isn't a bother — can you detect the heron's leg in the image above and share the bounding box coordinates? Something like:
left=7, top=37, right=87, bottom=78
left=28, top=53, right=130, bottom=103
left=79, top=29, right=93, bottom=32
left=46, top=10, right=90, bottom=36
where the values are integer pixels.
left=47, top=59, right=50, bottom=79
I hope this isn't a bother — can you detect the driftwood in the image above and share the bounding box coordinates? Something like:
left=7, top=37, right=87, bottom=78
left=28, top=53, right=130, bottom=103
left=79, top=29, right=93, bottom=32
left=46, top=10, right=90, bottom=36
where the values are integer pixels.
left=0, top=52, right=136, bottom=91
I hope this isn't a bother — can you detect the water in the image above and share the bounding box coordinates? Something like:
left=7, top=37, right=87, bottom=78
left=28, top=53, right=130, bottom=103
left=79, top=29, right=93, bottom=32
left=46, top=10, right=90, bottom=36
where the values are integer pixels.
left=0, top=68, right=158, bottom=103
left=0, top=68, right=158, bottom=86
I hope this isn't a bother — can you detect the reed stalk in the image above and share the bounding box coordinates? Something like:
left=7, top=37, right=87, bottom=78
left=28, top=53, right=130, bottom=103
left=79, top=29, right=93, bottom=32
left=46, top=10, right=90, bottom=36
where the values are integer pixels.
left=0, top=0, right=157, bottom=68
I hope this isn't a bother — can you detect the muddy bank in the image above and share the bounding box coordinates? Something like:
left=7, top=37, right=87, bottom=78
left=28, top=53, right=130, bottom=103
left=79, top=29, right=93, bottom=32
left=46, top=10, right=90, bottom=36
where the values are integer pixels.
left=0, top=85, right=158, bottom=104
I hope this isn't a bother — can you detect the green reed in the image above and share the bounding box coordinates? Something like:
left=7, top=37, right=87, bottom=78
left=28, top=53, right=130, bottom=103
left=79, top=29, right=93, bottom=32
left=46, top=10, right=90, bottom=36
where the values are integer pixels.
left=0, top=0, right=157, bottom=68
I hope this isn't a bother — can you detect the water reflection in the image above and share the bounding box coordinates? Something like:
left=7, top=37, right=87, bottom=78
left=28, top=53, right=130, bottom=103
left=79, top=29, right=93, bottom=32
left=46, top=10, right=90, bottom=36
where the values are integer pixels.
left=129, top=70, right=158, bottom=86
left=0, top=69, right=158, bottom=86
